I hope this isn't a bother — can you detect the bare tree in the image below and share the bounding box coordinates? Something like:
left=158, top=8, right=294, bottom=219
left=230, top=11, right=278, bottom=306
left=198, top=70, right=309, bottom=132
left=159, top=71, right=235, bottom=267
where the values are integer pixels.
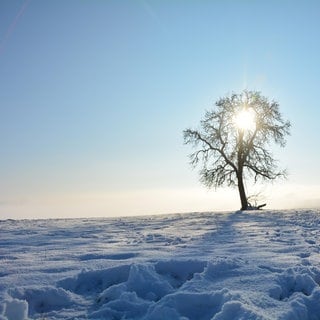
left=183, top=90, right=291, bottom=210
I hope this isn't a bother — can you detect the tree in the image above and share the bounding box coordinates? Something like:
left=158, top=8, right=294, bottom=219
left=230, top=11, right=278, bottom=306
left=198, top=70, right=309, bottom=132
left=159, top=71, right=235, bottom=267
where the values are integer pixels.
left=183, top=90, right=291, bottom=210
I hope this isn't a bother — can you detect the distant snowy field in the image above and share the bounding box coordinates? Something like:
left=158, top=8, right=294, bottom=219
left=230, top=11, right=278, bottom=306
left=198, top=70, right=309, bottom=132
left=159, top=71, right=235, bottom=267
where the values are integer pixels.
left=1, top=210, right=320, bottom=320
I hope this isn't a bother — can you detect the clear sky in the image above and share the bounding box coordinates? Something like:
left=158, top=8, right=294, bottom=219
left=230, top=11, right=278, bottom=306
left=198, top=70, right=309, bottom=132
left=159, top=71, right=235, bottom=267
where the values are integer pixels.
left=1, top=0, right=320, bottom=219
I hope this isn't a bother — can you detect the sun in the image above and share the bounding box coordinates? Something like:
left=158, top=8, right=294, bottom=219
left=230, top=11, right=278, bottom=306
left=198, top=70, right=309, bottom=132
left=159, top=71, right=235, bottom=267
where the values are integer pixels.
left=233, top=108, right=256, bottom=131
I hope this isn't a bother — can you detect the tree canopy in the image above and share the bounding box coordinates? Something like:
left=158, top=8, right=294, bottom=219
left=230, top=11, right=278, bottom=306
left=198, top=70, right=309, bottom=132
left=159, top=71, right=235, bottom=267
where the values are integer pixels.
left=183, top=90, right=291, bottom=210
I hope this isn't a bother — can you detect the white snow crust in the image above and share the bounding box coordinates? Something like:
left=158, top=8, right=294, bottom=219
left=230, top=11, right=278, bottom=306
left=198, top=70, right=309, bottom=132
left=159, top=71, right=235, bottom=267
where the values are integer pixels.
left=1, top=210, right=320, bottom=319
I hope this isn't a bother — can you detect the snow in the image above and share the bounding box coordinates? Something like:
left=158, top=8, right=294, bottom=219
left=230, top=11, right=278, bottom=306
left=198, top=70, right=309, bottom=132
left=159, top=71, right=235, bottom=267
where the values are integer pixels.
left=1, top=210, right=320, bottom=319
left=0, top=299, right=28, bottom=320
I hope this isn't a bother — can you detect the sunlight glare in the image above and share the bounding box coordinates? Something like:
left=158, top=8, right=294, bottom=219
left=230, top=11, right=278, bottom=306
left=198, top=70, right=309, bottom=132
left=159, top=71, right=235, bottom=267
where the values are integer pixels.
left=233, top=108, right=256, bottom=131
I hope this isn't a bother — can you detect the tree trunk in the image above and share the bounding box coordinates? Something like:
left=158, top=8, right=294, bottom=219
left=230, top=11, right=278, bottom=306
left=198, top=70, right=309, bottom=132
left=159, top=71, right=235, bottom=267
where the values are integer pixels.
left=237, top=130, right=248, bottom=210
left=237, top=171, right=248, bottom=210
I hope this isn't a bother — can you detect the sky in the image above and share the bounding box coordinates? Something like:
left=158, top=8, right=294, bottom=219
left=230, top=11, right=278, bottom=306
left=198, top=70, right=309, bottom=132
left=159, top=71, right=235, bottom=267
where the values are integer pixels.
left=1, top=0, right=320, bottom=219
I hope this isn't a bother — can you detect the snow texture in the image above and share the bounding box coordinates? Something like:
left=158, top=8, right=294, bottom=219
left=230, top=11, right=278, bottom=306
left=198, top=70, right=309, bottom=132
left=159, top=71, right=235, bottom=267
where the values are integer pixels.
left=1, top=210, right=320, bottom=319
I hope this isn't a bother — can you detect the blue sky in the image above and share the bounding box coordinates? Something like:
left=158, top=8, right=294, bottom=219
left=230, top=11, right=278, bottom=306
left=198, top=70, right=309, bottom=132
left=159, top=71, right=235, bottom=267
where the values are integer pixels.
left=1, top=0, right=320, bottom=218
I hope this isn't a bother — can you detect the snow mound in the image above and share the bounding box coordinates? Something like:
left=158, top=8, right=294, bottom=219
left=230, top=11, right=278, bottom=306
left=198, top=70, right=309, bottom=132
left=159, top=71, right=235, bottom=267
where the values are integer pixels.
left=1, top=299, right=28, bottom=320
left=145, top=289, right=232, bottom=320
left=269, top=266, right=320, bottom=301
left=269, top=266, right=320, bottom=319
left=154, top=260, right=206, bottom=288
left=9, top=286, right=82, bottom=315
left=212, top=301, right=264, bottom=320
left=58, top=264, right=131, bottom=295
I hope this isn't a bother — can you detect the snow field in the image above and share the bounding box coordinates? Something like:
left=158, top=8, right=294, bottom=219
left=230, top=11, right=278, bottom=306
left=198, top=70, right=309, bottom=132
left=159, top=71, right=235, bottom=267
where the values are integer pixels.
left=1, top=210, right=320, bottom=319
